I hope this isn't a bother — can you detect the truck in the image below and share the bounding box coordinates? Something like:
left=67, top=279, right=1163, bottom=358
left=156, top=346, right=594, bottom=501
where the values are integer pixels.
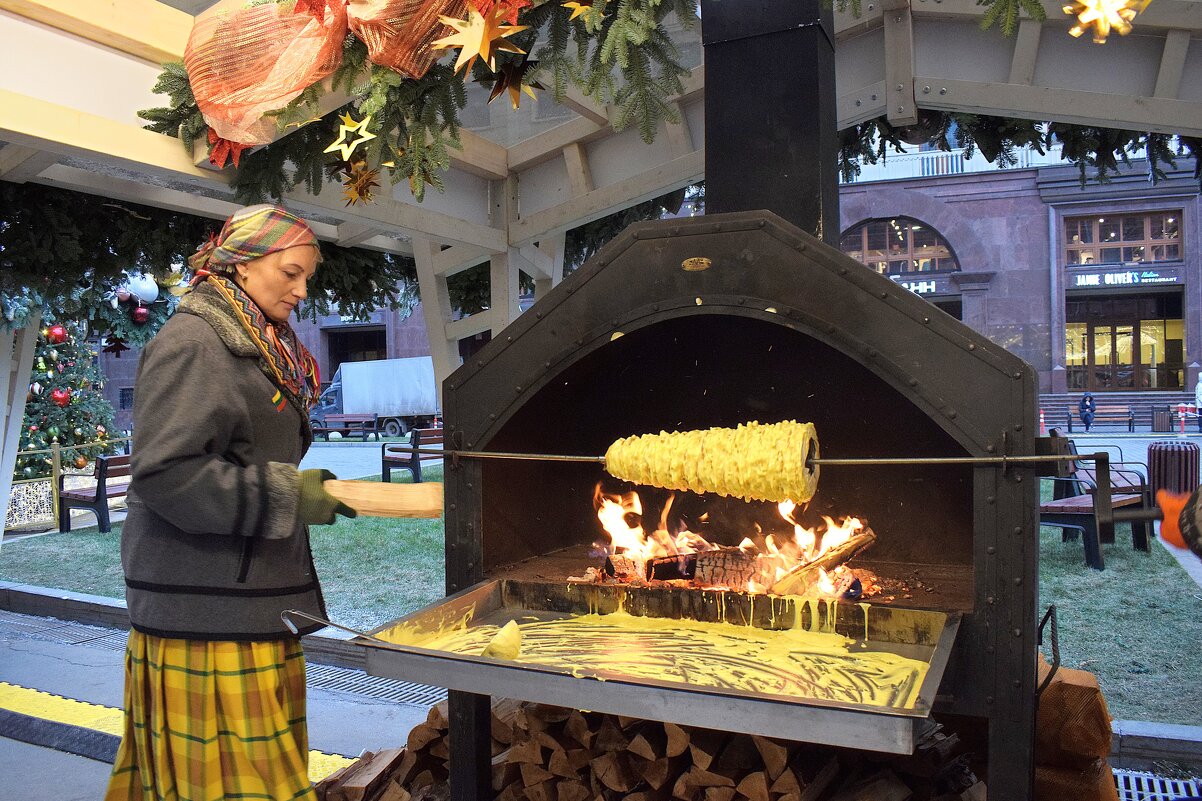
left=313, top=357, right=440, bottom=437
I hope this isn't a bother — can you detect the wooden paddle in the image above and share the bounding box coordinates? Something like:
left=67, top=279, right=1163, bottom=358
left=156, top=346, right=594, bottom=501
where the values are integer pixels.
left=323, top=479, right=443, bottom=518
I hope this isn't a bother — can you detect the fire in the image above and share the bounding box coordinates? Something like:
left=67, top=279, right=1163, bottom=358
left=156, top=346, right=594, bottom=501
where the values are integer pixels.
left=591, top=484, right=869, bottom=598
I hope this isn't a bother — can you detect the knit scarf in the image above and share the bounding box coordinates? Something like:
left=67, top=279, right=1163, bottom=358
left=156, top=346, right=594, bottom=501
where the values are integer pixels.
left=204, top=275, right=320, bottom=414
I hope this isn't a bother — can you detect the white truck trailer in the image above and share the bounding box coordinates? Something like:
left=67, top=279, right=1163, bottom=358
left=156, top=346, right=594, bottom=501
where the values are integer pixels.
left=314, top=357, right=440, bottom=437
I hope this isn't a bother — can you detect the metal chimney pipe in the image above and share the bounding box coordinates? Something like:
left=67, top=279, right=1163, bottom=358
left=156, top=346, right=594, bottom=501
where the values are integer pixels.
left=701, top=0, right=840, bottom=245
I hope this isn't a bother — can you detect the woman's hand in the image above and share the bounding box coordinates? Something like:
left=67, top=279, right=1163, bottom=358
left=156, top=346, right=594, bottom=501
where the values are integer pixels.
left=298, top=469, right=358, bottom=525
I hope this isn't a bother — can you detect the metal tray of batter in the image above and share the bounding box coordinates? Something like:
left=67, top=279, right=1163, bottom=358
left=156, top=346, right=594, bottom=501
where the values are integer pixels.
left=361, top=579, right=960, bottom=754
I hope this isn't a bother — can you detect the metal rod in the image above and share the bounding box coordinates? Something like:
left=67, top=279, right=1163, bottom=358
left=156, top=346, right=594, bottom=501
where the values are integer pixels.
left=420, top=448, right=1090, bottom=468
left=280, top=609, right=389, bottom=643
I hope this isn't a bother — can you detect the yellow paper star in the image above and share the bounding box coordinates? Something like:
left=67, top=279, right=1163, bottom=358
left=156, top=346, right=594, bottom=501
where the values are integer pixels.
left=431, top=6, right=528, bottom=74
left=562, top=0, right=606, bottom=25
left=1063, top=0, right=1147, bottom=43
left=323, top=112, right=377, bottom=161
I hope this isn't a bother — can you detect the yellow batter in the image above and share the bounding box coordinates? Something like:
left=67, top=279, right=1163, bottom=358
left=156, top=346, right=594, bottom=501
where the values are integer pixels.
left=382, top=609, right=929, bottom=709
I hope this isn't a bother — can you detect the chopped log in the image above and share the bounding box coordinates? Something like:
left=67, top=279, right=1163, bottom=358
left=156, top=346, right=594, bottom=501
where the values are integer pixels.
left=889, top=731, right=960, bottom=779
left=690, top=768, right=736, bottom=789
left=506, top=739, right=544, bottom=764
left=672, top=769, right=700, bottom=801
left=427, top=740, right=449, bottom=761
left=533, top=731, right=566, bottom=755
left=772, top=529, right=876, bottom=595
left=769, top=768, right=801, bottom=798
left=390, top=751, right=419, bottom=788
left=704, top=788, right=737, bottom=801
left=695, top=549, right=762, bottom=588
left=492, top=750, right=521, bottom=791
left=826, top=770, right=910, bottom=801
left=596, top=716, right=631, bottom=752
left=409, top=782, right=450, bottom=801
left=629, top=733, right=659, bottom=762
left=797, top=757, right=839, bottom=801
left=713, top=736, right=760, bottom=776
left=592, top=752, right=640, bottom=793
left=495, top=783, right=524, bottom=801
left=406, top=724, right=442, bottom=752
left=547, top=749, right=580, bottom=779
left=751, top=736, right=790, bottom=781
left=735, top=771, right=769, bottom=801
left=492, top=698, right=524, bottom=745
left=339, top=747, right=406, bottom=801
left=568, top=749, right=593, bottom=772
left=688, top=729, right=728, bottom=771
left=776, top=795, right=799, bottom=801
left=409, top=770, right=436, bottom=790
left=427, top=703, right=448, bottom=731
left=521, top=762, right=556, bottom=788
left=528, top=703, right=573, bottom=724
left=664, top=722, right=690, bottom=758
left=565, top=711, right=595, bottom=748
left=525, top=781, right=553, bottom=801
left=558, top=780, right=592, bottom=801
left=637, top=756, right=674, bottom=790
left=314, top=761, right=360, bottom=801
left=375, top=779, right=412, bottom=801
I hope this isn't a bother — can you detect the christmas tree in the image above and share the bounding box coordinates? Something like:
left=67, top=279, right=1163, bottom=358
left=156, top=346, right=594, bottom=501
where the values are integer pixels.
left=14, top=322, right=118, bottom=481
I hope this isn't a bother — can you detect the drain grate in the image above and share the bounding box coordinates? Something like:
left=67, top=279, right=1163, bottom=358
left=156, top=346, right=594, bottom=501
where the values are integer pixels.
left=1115, top=769, right=1202, bottom=801
left=306, top=663, right=446, bottom=708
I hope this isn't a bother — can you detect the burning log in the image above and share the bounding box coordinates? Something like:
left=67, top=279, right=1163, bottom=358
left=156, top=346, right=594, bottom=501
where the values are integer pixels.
left=771, top=527, right=877, bottom=595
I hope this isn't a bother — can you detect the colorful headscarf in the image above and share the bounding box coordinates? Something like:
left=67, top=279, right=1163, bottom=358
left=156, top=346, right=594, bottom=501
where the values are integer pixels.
left=188, top=204, right=321, bottom=275
left=187, top=204, right=322, bottom=413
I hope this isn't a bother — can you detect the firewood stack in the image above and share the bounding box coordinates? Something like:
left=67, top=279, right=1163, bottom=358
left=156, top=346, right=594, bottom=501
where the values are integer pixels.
left=317, top=699, right=988, bottom=801
left=1034, top=655, right=1120, bottom=801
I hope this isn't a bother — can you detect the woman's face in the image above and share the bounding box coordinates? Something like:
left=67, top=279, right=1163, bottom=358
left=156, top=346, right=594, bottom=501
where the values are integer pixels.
left=233, top=245, right=320, bottom=323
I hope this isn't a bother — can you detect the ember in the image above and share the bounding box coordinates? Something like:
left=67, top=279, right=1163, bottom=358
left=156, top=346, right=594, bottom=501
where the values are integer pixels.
left=576, top=483, right=877, bottom=599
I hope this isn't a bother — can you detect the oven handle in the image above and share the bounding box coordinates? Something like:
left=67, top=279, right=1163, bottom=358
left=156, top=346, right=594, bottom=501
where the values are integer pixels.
left=1036, top=604, right=1060, bottom=698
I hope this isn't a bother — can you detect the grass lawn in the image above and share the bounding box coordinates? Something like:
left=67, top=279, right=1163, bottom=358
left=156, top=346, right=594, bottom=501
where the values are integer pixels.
left=2, top=462, right=1200, bottom=726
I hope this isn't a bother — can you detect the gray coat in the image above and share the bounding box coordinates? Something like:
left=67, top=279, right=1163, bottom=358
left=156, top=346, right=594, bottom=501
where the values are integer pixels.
left=121, top=283, right=326, bottom=640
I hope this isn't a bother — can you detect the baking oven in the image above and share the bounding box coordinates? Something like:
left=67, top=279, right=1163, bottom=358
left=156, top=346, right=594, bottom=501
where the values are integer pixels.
left=358, top=210, right=1041, bottom=799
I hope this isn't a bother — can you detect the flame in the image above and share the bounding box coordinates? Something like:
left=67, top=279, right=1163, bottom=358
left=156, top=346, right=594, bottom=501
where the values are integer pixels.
left=594, top=484, right=866, bottom=598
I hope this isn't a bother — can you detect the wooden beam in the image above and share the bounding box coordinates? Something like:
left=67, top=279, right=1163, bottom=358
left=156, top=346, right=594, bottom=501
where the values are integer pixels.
left=917, top=76, right=1202, bottom=137
left=660, top=101, right=694, bottom=159
left=412, top=237, right=461, bottom=399
left=1007, top=19, right=1042, bottom=86
left=516, top=243, right=553, bottom=280
left=335, top=220, right=382, bottom=248
left=507, top=116, right=607, bottom=173
left=434, top=245, right=493, bottom=277
left=1154, top=29, right=1191, bottom=99
left=561, top=142, right=593, bottom=198
left=455, top=129, right=509, bottom=180
left=489, top=250, right=522, bottom=328
left=838, top=81, right=887, bottom=128
left=509, top=149, right=703, bottom=246
left=0, top=314, right=41, bottom=543
left=559, top=84, right=610, bottom=126
left=533, top=232, right=566, bottom=301
left=0, top=144, right=58, bottom=183
left=446, top=308, right=497, bottom=340
left=883, top=2, right=917, bottom=126
left=0, top=0, right=192, bottom=64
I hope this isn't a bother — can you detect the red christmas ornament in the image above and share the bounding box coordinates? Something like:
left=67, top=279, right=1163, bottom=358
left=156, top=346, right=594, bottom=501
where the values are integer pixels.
left=47, top=324, right=68, bottom=344
left=132, top=305, right=150, bottom=324
left=28, top=425, right=38, bottom=432
left=51, top=388, right=71, bottom=408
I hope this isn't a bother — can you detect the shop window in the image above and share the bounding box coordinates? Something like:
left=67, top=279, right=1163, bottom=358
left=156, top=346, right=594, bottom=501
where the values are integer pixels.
left=118, top=387, right=135, bottom=410
left=1064, top=211, right=1182, bottom=266
left=839, top=217, right=960, bottom=276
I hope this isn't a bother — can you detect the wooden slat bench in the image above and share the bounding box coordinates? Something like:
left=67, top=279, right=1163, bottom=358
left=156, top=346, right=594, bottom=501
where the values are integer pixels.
left=58, top=454, right=131, bottom=533
left=1040, top=477, right=1150, bottom=570
left=312, top=413, right=379, bottom=441
left=381, top=427, right=443, bottom=484
left=1067, top=405, right=1134, bottom=432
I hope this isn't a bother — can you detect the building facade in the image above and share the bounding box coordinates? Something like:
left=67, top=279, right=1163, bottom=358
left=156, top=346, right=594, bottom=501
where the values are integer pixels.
left=838, top=155, right=1200, bottom=395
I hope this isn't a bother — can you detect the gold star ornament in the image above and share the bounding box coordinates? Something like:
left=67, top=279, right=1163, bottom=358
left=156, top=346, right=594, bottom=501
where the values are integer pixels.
left=431, top=5, right=528, bottom=74
left=562, top=0, right=606, bottom=26
left=487, top=59, right=544, bottom=109
left=1064, top=0, right=1149, bottom=43
left=323, top=112, right=377, bottom=161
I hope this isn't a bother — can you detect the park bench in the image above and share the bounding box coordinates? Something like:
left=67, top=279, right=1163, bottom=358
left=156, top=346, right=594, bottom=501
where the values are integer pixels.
left=381, top=427, right=443, bottom=484
left=311, top=413, right=379, bottom=441
left=1066, top=404, right=1133, bottom=432
left=58, top=453, right=130, bottom=533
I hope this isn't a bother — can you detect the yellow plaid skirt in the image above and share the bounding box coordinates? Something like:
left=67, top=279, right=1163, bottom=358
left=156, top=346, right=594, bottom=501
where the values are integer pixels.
left=104, top=631, right=316, bottom=801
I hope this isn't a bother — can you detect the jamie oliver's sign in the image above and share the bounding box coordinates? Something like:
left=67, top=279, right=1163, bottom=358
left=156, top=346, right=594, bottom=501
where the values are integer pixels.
left=889, top=276, right=950, bottom=295
left=1071, top=267, right=1182, bottom=288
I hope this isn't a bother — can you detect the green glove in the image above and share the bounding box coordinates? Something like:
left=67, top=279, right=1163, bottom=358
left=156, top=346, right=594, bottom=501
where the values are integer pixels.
left=298, top=469, right=358, bottom=525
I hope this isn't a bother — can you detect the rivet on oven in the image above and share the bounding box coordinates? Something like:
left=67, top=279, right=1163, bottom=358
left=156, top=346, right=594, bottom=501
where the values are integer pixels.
left=1012, top=629, right=1022, bottom=637
left=986, top=696, right=994, bottom=704
left=449, top=504, right=456, bottom=511
left=612, top=319, right=619, bottom=326
left=908, top=378, right=918, bottom=387
left=1014, top=474, right=1023, bottom=482
left=1014, top=577, right=1023, bottom=585
left=839, top=267, right=847, bottom=275
left=987, top=596, right=995, bottom=604
left=1014, top=527, right=1022, bottom=535
left=986, top=546, right=996, bottom=554
left=477, top=361, right=483, bottom=368
left=737, top=297, right=745, bottom=304
left=987, top=496, right=996, bottom=504
left=506, top=336, right=513, bottom=342
left=515, top=386, right=522, bottom=393
left=968, top=343, right=976, bottom=350
left=1013, top=371, right=1022, bottom=379
left=986, top=444, right=996, bottom=452
left=879, top=290, right=888, bottom=298
left=1013, top=679, right=1022, bottom=688
left=489, top=414, right=496, bottom=420
left=923, top=317, right=931, bottom=323
left=544, top=361, right=551, bottom=368
left=1013, top=424, right=1023, bottom=431
left=797, top=243, right=806, bottom=251
left=536, top=311, right=542, bottom=318
left=947, top=410, right=957, bottom=419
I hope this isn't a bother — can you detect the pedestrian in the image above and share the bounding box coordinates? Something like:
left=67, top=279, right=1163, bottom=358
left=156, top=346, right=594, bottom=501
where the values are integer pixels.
left=1078, top=391, right=1097, bottom=432
left=105, top=204, right=357, bottom=801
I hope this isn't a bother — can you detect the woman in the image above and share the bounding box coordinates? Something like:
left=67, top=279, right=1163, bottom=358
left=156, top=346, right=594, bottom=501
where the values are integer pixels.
left=105, top=205, right=356, bottom=801
left=1078, top=391, right=1097, bottom=432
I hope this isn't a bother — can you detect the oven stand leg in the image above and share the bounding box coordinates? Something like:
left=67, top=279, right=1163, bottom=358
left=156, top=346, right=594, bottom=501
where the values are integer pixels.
left=449, top=690, right=492, bottom=801
left=988, top=713, right=1035, bottom=799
